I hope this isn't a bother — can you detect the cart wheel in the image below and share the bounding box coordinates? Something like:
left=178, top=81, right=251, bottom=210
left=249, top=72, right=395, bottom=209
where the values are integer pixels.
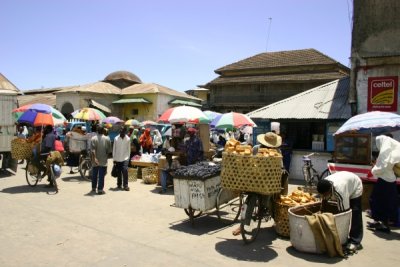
left=216, top=189, right=242, bottom=223
left=25, top=160, right=39, bottom=187
left=240, top=194, right=262, bottom=244
left=184, top=207, right=202, bottom=226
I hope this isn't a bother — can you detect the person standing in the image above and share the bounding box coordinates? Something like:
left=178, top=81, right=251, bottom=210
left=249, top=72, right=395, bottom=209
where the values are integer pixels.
left=368, top=135, right=400, bottom=233
left=185, top=128, right=203, bottom=165
left=91, top=126, right=111, bottom=195
left=317, top=171, right=364, bottom=251
left=152, top=129, right=163, bottom=153
left=139, top=128, right=153, bottom=154
left=113, top=127, right=131, bottom=191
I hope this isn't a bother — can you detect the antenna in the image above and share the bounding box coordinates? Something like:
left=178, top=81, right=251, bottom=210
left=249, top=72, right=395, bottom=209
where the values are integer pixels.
left=266, top=17, right=272, bottom=52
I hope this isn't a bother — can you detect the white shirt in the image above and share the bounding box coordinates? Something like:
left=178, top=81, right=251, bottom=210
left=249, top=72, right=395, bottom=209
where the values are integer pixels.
left=113, top=135, right=131, bottom=162
left=371, top=135, right=400, bottom=183
left=326, top=171, right=363, bottom=211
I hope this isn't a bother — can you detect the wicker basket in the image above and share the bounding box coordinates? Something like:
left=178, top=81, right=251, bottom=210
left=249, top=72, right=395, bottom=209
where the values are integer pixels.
left=274, top=200, right=295, bottom=237
left=221, top=152, right=282, bottom=195
left=11, top=138, right=33, bottom=160
left=128, top=168, right=138, bottom=182
left=142, top=167, right=158, bottom=184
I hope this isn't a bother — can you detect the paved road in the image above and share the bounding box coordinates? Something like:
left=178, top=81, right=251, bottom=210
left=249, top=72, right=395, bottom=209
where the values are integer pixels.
left=0, top=162, right=398, bottom=267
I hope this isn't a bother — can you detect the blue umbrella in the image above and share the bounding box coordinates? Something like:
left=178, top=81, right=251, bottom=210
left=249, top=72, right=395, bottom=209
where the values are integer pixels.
left=334, top=111, right=400, bottom=136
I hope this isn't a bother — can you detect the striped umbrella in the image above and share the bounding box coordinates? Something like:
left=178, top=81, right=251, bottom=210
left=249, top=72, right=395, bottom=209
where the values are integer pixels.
left=334, top=111, right=400, bottom=135
left=125, top=119, right=141, bottom=126
left=158, top=106, right=209, bottom=124
left=13, top=103, right=66, bottom=126
left=203, top=110, right=222, bottom=121
left=72, top=108, right=106, bottom=121
left=211, top=112, right=256, bottom=129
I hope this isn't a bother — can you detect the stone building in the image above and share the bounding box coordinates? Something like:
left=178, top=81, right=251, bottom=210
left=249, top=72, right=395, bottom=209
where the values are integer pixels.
left=203, top=48, right=350, bottom=113
left=350, top=0, right=400, bottom=115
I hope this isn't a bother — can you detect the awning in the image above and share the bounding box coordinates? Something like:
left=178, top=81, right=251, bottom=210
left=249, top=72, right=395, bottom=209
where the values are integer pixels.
left=169, top=99, right=202, bottom=107
left=112, top=98, right=152, bottom=104
left=90, top=99, right=111, bottom=113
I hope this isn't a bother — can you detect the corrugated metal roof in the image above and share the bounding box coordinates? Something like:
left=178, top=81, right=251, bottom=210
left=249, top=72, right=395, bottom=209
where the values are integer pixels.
left=57, top=82, right=121, bottom=94
left=121, top=83, right=201, bottom=101
left=169, top=99, right=202, bottom=107
left=113, top=98, right=152, bottom=104
left=247, top=77, right=351, bottom=120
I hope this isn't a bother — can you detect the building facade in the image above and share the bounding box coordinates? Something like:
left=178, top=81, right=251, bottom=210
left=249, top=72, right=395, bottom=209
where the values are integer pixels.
left=203, top=49, right=350, bottom=113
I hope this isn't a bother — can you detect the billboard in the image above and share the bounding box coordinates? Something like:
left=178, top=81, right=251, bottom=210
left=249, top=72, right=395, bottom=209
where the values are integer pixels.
left=367, top=76, right=398, bottom=111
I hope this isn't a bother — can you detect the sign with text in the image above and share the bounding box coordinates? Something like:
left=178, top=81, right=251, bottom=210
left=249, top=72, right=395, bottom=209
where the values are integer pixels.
left=368, top=76, right=398, bottom=111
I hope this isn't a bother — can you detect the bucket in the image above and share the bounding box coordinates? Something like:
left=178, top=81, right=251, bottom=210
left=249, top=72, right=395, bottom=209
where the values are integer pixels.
left=288, top=202, right=351, bottom=254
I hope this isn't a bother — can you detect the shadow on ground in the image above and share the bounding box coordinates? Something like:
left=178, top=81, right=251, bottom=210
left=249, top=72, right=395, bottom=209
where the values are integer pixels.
left=286, top=246, right=344, bottom=264
left=215, top=228, right=278, bottom=262
left=1, top=184, right=50, bottom=194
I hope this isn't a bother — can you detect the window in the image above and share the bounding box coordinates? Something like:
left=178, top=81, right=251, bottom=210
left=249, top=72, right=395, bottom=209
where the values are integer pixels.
left=131, top=109, right=138, bottom=115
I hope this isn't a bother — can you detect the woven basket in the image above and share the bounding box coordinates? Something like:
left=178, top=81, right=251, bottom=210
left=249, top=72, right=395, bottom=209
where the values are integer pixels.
left=142, top=167, right=158, bottom=184
left=221, top=152, right=282, bottom=195
left=128, top=168, right=138, bottom=182
left=11, top=138, right=33, bottom=160
left=274, top=200, right=295, bottom=237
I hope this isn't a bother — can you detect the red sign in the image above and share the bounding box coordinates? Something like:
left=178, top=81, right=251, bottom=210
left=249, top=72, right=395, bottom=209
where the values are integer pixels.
left=367, top=76, right=398, bottom=111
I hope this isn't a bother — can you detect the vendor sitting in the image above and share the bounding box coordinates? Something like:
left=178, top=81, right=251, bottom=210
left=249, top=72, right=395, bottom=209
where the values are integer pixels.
left=159, top=151, right=180, bottom=194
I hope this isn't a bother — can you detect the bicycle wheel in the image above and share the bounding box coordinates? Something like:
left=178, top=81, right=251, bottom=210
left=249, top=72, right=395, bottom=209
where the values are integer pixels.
left=216, top=188, right=242, bottom=223
left=79, top=159, right=92, bottom=180
left=240, top=194, right=262, bottom=244
left=25, top=160, right=39, bottom=187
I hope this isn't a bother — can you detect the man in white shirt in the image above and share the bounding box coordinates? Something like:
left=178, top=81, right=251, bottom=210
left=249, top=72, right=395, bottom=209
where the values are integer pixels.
left=113, top=127, right=131, bottom=191
left=317, top=171, right=363, bottom=251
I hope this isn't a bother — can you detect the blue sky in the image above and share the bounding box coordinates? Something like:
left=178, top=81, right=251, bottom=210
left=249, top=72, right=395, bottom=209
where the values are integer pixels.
left=1, top=0, right=353, bottom=91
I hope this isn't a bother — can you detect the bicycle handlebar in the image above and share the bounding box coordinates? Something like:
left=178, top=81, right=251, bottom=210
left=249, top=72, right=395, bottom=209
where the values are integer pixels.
left=303, top=152, right=319, bottom=158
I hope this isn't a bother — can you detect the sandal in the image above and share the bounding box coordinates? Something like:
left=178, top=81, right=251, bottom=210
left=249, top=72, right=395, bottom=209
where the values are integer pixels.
left=232, top=228, right=241, bottom=236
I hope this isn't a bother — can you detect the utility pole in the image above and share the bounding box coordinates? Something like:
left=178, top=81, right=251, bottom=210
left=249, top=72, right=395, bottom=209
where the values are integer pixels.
left=266, top=17, right=272, bottom=52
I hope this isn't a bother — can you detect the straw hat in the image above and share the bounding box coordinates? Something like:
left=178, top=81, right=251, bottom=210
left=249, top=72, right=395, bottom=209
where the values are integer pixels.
left=257, top=132, right=282, bottom=148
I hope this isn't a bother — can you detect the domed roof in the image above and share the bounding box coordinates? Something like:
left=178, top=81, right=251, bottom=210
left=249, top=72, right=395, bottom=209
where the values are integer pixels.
left=104, top=71, right=142, bottom=84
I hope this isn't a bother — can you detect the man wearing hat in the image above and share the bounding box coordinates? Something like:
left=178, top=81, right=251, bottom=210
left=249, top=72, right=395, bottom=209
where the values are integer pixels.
left=185, top=127, right=203, bottom=165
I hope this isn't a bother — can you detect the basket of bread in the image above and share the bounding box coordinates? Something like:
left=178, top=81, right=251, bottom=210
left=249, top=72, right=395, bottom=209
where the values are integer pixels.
left=221, top=139, right=283, bottom=195
left=274, top=190, right=317, bottom=237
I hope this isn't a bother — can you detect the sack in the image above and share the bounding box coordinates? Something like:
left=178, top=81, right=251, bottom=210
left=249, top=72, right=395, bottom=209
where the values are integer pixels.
left=111, top=164, right=118, bottom=178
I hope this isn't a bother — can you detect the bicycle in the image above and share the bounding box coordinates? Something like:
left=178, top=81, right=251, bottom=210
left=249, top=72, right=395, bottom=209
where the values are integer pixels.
left=25, top=153, right=59, bottom=193
left=239, top=192, right=277, bottom=243
left=302, top=152, right=330, bottom=187
left=78, top=149, right=92, bottom=180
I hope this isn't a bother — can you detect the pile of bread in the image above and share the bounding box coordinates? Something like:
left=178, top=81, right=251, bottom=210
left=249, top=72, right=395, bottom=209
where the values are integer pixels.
left=224, top=139, right=252, bottom=155
left=224, top=139, right=281, bottom=157
left=277, top=190, right=317, bottom=206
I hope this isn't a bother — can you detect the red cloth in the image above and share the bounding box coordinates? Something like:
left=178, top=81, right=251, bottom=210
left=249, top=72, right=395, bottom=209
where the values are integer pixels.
left=54, top=140, right=65, bottom=152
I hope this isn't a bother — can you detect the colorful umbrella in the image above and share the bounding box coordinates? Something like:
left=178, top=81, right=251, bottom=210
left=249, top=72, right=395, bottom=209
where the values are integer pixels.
left=141, top=120, right=158, bottom=126
left=211, top=112, right=256, bottom=129
left=334, top=111, right=400, bottom=135
left=158, top=106, right=209, bottom=124
left=101, top=116, right=124, bottom=124
left=125, top=119, right=141, bottom=126
left=204, top=110, right=222, bottom=121
left=72, top=107, right=106, bottom=121
left=13, top=103, right=66, bottom=126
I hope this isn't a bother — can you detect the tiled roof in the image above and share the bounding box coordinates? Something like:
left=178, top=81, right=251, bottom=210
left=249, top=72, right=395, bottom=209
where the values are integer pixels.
left=0, top=73, right=21, bottom=94
left=247, top=77, right=351, bottom=120
left=18, top=93, right=56, bottom=107
left=121, top=83, right=201, bottom=101
left=207, top=72, right=349, bottom=85
left=57, top=82, right=121, bottom=94
left=216, top=49, right=346, bottom=73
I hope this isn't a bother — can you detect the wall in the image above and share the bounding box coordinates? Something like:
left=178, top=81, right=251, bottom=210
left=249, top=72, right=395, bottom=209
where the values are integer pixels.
left=289, top=150, right=332, bottom=181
